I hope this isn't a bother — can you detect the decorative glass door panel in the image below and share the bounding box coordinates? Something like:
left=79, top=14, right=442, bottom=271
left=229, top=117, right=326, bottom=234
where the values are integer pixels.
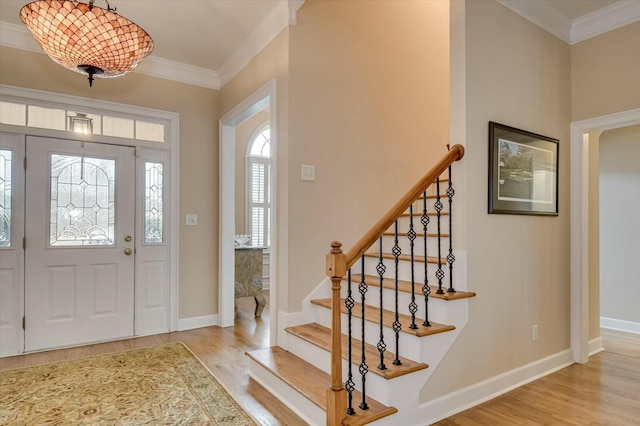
left=25, top=137, right=135, bottom=352
left=0, top=149, right=12, bottom=247
left=50, top=154, right=116, bottom=246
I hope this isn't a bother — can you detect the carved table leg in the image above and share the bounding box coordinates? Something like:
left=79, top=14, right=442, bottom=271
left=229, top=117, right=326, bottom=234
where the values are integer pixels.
left=252, top=288, right=267, bottom=317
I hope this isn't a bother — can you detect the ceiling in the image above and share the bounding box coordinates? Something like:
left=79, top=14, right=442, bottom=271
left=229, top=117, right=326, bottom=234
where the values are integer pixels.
left=0, top=0, right=638, bottom=89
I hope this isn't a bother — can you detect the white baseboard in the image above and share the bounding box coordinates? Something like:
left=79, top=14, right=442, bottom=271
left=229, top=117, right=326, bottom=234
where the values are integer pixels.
left=177, top=314, right=218, bottom=331
left=600, top=316, right=640, bottom=335
left=589, top=336, right=604, bottom=356
left=420, top=348, right=573, bottom=425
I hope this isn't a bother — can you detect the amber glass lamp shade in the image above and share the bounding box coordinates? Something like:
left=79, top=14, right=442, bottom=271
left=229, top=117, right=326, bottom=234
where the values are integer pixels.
left=19, top=0, right=154, bottom=86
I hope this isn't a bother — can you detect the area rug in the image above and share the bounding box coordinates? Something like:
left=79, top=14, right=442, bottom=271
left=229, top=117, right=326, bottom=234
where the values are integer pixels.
left=0, top=342, right=257, bottom=425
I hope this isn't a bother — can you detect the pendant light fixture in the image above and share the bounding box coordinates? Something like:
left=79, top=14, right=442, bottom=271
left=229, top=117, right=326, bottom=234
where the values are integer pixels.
left=19, top=0, right=154, bottom=87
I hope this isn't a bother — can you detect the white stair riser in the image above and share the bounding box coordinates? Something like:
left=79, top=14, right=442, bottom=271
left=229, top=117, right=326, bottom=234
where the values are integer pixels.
left=393, top=214, right=450, bottom=232
left=362, top=260, right=452, bottom=286
left=377, top=235, right=452, bottom=258
left=247, top=359, right=325, bottom=426
left=286, top=332, right=415, bottom=406
left=313, top=305, right=424, bottom=361
left=339, top=285, right=452, bottom=325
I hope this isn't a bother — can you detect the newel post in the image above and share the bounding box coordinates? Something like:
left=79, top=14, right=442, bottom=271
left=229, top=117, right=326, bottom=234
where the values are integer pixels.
left=326, top=241, right=347, bottom=426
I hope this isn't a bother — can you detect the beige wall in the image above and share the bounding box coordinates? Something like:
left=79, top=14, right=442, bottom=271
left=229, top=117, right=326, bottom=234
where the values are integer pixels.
left=235, top=109, right=270, bottom=235
left=571, top=22, right=640, bottom=121
left=422, top=0, right=571, bottom=400
left=287, top=0, right=450, bottom=311
left=599, top=125, right=640, bottom=325
left=220, top=28, right=290, bottom=311
left=0, top=46, right=219, bottom=319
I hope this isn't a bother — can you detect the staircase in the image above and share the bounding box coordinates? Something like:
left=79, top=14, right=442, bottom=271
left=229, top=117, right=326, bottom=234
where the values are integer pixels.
left=246, top=146, right=473, bottom=425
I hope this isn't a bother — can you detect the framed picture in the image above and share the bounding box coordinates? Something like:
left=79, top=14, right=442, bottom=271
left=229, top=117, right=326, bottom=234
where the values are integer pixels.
left=488, top=122, right=559, bottom=216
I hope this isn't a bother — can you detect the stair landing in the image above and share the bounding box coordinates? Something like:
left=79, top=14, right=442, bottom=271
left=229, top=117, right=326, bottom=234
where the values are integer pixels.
left=246, top=346, right=397, bottom=426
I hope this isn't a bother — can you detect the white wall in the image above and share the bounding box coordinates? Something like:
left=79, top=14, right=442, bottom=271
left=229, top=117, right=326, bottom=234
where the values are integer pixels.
left=599, top=125, right=640, bottom=332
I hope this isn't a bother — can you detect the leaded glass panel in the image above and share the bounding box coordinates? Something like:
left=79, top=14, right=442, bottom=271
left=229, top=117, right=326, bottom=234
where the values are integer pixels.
left=0, top=149, right=12, bottom=247
left=50, top=154, right=116, bottom=246
left=145, top=161, right=163, bottom=243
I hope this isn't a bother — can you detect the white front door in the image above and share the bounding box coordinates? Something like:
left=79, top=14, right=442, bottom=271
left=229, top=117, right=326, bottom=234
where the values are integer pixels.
left=25, top=136, right=135, bottom=351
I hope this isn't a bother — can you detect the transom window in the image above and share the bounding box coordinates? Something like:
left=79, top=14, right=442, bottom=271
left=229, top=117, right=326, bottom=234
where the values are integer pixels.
left=247, top=126, right=271, bottom=248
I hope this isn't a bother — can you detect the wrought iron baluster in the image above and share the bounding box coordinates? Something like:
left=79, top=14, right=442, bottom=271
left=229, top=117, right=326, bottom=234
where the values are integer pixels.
left=345, top=269, right=356, bottom=415
left=421, top=191, right=431, bottom=326
left=408, top=205, right=418, bottom=330
left=392, top=221, right=402, bottom=365
left=358, top=257, right=369, bottom=410
left=446, top=165, right=456, bottom=293
left=376, top=238, right=387, bottom=371
left=435, top=177, right=445, bottom=294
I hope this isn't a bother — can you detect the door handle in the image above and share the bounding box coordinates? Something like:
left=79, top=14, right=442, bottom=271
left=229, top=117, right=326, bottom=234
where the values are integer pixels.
left=124, top=235, right=132, bottom=242
left=124, top=248, right=133, bottom=256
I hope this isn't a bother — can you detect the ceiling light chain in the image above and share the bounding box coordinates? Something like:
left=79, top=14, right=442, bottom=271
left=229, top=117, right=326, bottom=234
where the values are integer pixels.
left=88, top=0, right=115, bottom=12
left=20, top=0, right=153, bottom=87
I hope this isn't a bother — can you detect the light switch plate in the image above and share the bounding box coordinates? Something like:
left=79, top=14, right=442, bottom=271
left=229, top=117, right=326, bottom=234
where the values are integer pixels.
left=185, top=214, right=198, bottom=226
left=301, top=164, right=315, bottom=182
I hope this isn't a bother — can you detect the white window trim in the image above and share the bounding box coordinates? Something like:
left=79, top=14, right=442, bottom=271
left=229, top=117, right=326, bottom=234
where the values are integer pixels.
left=245, top=122, right=271, bottom=250
left=0, top=84, right=179, bottom=335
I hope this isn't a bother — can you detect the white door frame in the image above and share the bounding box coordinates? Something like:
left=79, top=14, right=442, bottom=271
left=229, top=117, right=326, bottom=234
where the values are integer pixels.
left=570, top=107, right=640, bottom=363
left=219, top=80, right=277, bottom=345
left=0, top=85, right=179, bottom=356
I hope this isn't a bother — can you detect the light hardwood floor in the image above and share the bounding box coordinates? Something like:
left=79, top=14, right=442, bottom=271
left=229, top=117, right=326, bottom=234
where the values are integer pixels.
left=2, top=303, right=639, bottom=426
left=434, top=329, right=640, bottom=425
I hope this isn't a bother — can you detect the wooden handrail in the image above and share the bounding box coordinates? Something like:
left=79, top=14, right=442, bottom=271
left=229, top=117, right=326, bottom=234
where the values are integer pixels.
left=343, top=144, right=464, bottom=268
left=324, top=144, right=464, bottom=425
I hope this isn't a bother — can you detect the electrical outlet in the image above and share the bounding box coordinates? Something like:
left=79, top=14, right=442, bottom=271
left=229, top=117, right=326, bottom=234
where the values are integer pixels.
left=532, top=324, right=539, bottom=341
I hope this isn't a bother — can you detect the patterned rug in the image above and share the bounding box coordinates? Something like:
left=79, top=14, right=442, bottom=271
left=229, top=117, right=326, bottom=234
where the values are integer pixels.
left=0, top=342, right=257, bottom=425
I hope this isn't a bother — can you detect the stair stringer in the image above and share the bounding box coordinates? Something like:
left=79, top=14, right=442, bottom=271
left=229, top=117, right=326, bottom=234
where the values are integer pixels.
left=277, top=276, right=332, bottom=350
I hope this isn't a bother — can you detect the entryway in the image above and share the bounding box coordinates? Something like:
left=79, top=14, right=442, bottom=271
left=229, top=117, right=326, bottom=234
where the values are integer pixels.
left=0, top=85, right=179, bottom=357
left=24, top=136, right=135, bottom=351
left=219, top=80, right=278, bottom=346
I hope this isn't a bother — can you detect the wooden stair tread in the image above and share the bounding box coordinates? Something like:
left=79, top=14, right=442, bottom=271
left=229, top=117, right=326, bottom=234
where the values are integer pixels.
left=311, top=298, right=456, bottom=337
left=246, top=347, right=397, bottom=426
left=285, top=323, right=428, bottom=380
left=382, top=232, right=450, bottom=238
left=364, top=252, right=446, bottom=265
left=347, top=275, right=476, bottom=300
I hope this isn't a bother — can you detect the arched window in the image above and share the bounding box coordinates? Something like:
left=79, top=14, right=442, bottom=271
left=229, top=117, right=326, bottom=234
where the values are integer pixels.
left=247, top=125, right=271, bottom=247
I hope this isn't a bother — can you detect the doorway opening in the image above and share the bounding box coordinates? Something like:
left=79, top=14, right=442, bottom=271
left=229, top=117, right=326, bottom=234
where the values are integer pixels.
left=569, top=107, right=640, bottom=363
left=219, top=80, right=277, bottom=346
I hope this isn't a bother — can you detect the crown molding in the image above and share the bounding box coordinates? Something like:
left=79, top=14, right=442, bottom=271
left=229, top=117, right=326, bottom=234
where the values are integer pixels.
left=0, top=22, right=220, bottom=89
left=496, top=0, right=572, bottom=43
left=217, top=0, right=292, bottom=87
left=0, top=22, right=41, bottom=53
left=1, top=0, right=306, bottom=90
left=135, top=57, right=220, bottom=89
left=571, top=0, right=640, bottom=44
left=289, top=0, right=305, bottom=26
left=497, top=0, right=640, bottom=45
